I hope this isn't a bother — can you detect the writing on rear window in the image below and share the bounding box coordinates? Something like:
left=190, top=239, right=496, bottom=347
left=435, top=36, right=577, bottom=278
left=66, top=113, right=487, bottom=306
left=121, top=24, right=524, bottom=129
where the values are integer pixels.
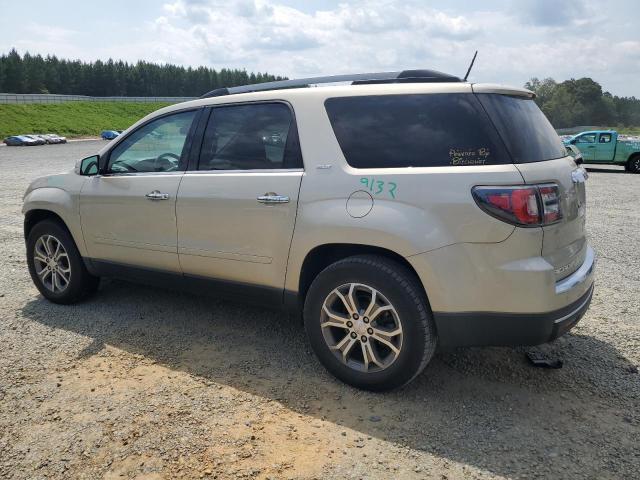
left=449, top=147, right=491, bottom=166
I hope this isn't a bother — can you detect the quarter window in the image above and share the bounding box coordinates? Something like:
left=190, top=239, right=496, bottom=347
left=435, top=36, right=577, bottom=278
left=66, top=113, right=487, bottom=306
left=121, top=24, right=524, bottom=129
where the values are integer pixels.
left=107, top=110, right=197, bottom=173
left=324, top=94, right=509, bottom=168
left=199, top=103, right=302, bottom=170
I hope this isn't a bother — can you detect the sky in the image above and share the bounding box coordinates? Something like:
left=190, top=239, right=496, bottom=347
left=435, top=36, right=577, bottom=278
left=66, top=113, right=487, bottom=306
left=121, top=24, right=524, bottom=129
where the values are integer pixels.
left=0, top=0, right=638, bottom=97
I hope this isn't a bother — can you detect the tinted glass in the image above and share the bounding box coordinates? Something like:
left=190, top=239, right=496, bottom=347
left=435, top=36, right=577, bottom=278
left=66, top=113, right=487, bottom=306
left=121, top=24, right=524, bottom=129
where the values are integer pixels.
left=477, top=94, right=566, bottom=163
left=324, top=94, right=508, bottom=168
left=108, top=110, right=196, bottom=173
left=199, top=103, right=302, bottom=170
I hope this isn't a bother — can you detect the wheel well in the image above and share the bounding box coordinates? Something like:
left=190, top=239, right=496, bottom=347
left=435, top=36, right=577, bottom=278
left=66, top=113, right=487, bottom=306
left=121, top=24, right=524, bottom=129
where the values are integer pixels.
left=298, top=244, right=427, bottom=303
left=24, top=209, right=68, bottom=239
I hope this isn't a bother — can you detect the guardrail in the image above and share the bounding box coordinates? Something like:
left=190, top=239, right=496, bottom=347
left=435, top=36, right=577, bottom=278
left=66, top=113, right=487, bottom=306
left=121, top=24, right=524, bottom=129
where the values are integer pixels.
left=0, top=93, right=195, bottom=104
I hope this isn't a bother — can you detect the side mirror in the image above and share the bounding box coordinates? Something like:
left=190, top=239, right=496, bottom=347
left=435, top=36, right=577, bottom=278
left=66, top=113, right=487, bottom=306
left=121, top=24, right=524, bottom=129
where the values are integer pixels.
left=75, top=155, right=100, bottom=176
left=569, top=139, right=576, bottom=145
left=574, top=154, right=584, bottom=165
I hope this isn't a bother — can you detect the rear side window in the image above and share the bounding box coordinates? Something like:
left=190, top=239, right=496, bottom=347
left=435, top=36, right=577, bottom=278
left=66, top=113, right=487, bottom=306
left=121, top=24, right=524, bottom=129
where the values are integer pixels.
left=324, top=94, right=509, bottom=168
left=199, top=103, right=302, bottom=170
left=476, top=94, right=566, bottom=163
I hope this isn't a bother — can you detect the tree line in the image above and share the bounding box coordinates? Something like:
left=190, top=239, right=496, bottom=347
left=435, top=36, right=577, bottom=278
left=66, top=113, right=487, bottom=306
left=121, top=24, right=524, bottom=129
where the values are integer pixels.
left=525, top=77, right=640, bottom=129
left=0, top=49, right=286, bottom=97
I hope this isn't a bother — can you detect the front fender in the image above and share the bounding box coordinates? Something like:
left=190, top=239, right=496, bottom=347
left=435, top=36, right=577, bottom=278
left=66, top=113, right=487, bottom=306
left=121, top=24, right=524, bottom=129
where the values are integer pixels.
left=22, top=186, right=88, bottom=257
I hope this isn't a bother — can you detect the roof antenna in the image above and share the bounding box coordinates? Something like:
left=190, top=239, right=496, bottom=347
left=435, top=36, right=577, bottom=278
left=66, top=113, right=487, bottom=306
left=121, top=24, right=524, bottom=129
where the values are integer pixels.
left=463, top=51, right=478, bottom=82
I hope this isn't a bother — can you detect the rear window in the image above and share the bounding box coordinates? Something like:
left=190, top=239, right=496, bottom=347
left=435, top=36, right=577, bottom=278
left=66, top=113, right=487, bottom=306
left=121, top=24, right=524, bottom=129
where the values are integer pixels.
left=324, top=94, right=509, bottom=168
left=476, top=94, right=566, bottom=163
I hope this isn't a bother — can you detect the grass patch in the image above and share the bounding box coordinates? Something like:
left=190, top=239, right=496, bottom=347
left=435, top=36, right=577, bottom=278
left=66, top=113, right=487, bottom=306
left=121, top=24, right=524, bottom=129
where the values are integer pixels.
left=0, top=102, right=172, bottom=139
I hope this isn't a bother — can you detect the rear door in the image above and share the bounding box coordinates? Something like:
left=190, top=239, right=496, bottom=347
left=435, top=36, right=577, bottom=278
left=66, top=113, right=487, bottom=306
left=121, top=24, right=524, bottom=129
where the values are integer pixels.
left=176, top=102, right=303, bottom=295
left=594, top=132, right=615, bottom=161
left=476, top=92, right=587, bottom=281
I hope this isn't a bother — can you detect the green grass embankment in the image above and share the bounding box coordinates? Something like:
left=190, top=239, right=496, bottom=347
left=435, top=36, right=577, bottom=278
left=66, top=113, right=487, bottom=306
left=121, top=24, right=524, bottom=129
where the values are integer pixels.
left=0, top=102, right=172, bottom=139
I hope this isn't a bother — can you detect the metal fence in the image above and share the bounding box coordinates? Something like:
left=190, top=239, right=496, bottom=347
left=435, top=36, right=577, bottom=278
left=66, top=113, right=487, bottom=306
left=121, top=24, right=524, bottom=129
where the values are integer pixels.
left=0, top=93, right=195, bottom=104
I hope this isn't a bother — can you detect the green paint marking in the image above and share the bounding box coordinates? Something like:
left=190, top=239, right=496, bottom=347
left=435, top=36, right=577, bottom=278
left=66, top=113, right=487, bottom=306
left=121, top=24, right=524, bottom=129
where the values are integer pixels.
left=358, top=177, right=398, bottom=199
left=388, top=182, right=397, bottom=199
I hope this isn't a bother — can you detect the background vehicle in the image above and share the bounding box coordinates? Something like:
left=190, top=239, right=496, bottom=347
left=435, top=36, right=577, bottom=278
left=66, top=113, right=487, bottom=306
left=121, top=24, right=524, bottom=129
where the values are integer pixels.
left=564, top=130, right=640, bottom=172
left=35, top=133, right=67, bottom=144
left=101, top=130, right=120, bottom=140
left=22, top=135, right=46, bottom=145
left=3, top=135, right=38, bottom=146
left=23, top=70, right=595, bottom=391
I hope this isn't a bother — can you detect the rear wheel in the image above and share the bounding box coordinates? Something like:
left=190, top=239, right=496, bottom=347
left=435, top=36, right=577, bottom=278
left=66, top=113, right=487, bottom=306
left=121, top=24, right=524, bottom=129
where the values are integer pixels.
left=627, top=155, right=640, bottom=173
left=303, top=255, right=437, bottom=391
left=26, top=220, right=99, bottom=304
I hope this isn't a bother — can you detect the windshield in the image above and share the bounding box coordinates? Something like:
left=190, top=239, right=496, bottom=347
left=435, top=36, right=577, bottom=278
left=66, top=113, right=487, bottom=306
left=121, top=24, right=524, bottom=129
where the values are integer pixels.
left=476, top=94, right=566, bottom=163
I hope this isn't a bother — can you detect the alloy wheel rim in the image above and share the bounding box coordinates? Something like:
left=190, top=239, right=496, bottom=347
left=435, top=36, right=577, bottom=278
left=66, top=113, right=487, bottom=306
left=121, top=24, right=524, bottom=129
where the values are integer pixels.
left=33, top=235, right=71, bottom=293
left=320, top=283, right=403, bottom=373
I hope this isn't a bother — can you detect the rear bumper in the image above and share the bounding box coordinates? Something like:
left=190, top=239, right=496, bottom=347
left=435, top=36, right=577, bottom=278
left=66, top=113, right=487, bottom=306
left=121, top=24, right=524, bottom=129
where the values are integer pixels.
left=433, top=284, right=593, bottom=347
left=413, top=237, right=597, bottom=347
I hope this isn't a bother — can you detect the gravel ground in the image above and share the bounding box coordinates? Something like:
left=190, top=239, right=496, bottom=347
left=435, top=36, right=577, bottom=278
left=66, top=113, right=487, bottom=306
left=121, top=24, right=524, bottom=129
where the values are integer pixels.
left=0, top=142, right=638, bottom=479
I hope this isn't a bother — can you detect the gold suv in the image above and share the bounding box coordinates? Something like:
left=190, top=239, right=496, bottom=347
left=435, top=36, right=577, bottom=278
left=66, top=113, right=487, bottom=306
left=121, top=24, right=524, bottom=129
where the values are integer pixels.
left=23, top=70, right=595, bottom=390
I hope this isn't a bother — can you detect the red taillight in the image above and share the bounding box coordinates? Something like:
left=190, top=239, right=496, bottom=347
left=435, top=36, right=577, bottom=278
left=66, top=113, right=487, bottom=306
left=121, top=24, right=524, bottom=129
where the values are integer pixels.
left=472, top=184, right=562, bottom=227
left=539, top=185, right=562, bottom=223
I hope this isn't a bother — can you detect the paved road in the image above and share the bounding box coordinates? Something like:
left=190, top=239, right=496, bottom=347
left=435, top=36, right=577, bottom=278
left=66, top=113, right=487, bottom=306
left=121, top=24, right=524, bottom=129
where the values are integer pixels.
left=0, top=142, right=638, bottom=479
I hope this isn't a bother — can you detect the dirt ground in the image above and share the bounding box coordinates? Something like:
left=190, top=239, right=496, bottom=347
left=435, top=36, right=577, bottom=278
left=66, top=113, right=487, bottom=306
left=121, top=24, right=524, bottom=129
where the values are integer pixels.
left=0, top=141, right=638, bottom=479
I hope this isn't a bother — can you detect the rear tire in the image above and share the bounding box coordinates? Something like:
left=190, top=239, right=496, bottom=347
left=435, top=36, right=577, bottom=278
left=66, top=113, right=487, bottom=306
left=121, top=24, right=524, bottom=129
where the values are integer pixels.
left=26, top=220, right=99, bottom=304
left=627, top=155, right=640, bottom=173
left=303, top=255, right=437, bottom=391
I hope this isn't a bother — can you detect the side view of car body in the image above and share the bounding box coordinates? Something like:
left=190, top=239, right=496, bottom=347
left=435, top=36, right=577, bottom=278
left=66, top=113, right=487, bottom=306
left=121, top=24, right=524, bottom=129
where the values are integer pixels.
left=564, top=130, right=640, bottom=172
left=23, top=70, right=595, bottom=390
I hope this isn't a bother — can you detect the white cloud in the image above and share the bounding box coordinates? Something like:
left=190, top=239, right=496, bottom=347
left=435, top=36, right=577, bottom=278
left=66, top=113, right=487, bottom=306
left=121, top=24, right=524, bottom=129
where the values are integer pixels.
left=3, top=0, right=638, bottom=97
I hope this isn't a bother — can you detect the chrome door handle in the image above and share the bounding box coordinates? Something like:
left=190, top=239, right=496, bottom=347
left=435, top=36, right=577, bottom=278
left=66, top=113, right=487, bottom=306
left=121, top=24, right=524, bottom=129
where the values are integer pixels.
left=145, top=190, right=170, bottom=201
left=257, top=192, right=290, bottom=204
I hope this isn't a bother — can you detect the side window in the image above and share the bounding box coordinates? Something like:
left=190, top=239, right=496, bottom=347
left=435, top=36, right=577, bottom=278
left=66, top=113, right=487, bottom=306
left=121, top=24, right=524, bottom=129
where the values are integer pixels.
left=599, top=133, right=612, bottom=143
left=199, top=103, right=302, bottom=170
left=324, top=94, right=509, bottom=168
left=107, top=110, right=197, bottom=173
left=576, top=134, right=596, bottom=144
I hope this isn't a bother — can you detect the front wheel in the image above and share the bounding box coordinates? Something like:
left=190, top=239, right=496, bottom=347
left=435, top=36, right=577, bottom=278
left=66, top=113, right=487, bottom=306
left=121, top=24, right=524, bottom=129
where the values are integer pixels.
left=303, top=255, right=437, bottom=391
left=26, top=220, right=99, bottom=304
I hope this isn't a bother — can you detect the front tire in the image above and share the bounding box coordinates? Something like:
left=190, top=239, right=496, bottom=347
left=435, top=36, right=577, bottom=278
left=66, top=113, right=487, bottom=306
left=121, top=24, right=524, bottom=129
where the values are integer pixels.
left=26, top=220, right=99, bottom=304
left=303, top=255, right=437, bottom=391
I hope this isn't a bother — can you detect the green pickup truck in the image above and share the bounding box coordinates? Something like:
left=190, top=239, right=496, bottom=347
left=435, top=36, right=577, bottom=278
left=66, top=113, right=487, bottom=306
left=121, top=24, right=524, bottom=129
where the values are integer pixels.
left=564, top=130, right=640, bottom=173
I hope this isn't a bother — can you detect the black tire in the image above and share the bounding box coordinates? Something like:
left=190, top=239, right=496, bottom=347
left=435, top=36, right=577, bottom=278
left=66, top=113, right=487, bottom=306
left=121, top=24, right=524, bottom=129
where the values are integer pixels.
left=303, top=255, right=437, bottom=391
left=627, top=155, right=640, bottom=174
left=26, top=219, right=99, bottom=304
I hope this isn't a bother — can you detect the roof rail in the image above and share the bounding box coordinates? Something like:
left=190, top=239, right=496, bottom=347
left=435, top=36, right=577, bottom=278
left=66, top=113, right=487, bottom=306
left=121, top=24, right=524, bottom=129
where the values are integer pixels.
left=200, top=69, right=461, bottom=98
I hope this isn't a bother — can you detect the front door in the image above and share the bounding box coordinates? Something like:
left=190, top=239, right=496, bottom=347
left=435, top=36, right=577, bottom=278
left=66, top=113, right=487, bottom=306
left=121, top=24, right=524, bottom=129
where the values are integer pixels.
left=573, top=132, right=597, bottom=161
left=80, top=109, right=199, bottom=272
left=177, top=102, right=304, bottom=294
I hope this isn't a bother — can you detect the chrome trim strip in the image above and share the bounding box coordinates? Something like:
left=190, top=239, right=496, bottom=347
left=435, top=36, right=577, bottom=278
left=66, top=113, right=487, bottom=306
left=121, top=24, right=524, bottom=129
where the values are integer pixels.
left=186, top=168, right=303, bottom=174
left=553, top=286, right=594, bottom=324
left=555, top=246, right=596, bottom=295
